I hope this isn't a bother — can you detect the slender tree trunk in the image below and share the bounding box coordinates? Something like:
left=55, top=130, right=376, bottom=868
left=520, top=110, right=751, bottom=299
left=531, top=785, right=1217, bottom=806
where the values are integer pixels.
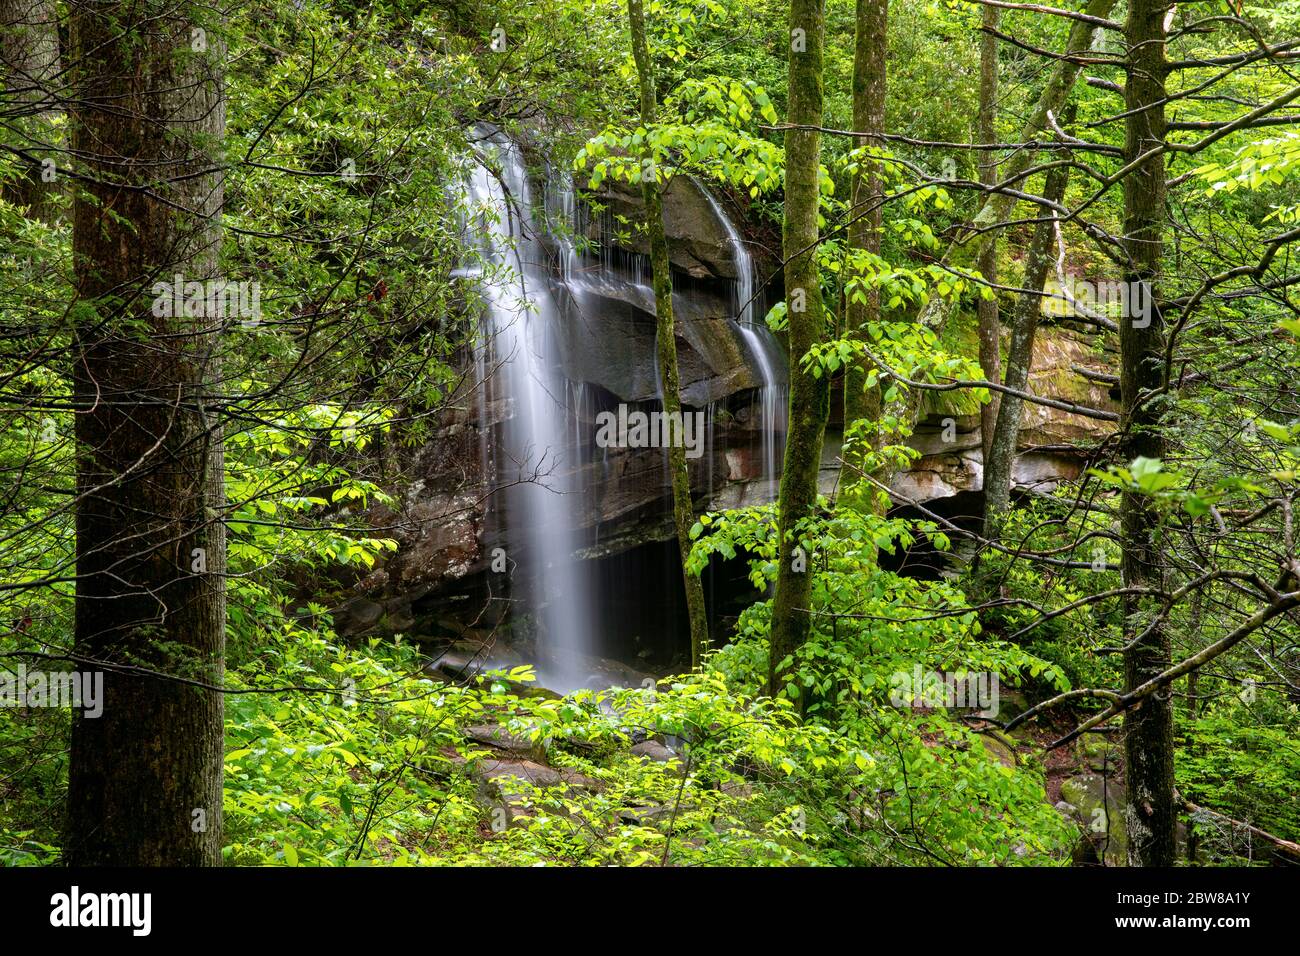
left=976, top=2, right=1001, bottom=464
left=960, top=0, right=1116, bottom=259
left=902, top=0, right=1119, bottom=468
left=843, top=0, right=888, bottom=516
left=65, top=0, right=226, bottom=866
left=0, top=0, right=61, bottom=218
left=768, top=0, right=828, bottom=705
left=627, top=0, right=709, bottom=667
left=982, top=162, right=1071, bottom=538
left=1184, top=587, right=1202, bottom=863
left=1119, top=0, right=1175, bottom=868
left=916, top=0, right=1117, bottom=333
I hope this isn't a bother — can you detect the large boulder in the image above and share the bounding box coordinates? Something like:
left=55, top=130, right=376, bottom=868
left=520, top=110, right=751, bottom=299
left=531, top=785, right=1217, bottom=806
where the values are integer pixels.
left=1059, top=772, right=1127, bottom=866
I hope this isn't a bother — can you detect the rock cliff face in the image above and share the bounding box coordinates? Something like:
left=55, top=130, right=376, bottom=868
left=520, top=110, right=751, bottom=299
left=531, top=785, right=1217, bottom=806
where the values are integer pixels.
left=549, top=260, right=760, bottom=407
left=582, top=176, right=756, bottom=281
left=340, top=167, right=1117, bottom=641
left=890, top=329, right=1117, bottom=505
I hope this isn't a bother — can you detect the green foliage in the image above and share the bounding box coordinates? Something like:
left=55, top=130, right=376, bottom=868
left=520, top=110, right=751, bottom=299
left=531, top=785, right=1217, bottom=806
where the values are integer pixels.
left=1194, top=131, right=1300, bottom=224
left=576, top=70, right=792, bottom=203
left=1179, top=697, right=1300, bottom=862
left=221, top=606, right=1075, bottom=865
left=684, top=501, right=1076, bottom=863
left=4, top=0, right=1299, bottom=872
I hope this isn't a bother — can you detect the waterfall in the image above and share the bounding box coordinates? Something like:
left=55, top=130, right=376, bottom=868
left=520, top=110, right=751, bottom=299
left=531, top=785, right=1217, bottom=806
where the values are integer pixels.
left=544, top=167, right=579, bottom=284
left=458, top=129, right=790, bottom=688
left=463, top=128, right=595, bottom=691
left=695, top=183, right=786, bottom=494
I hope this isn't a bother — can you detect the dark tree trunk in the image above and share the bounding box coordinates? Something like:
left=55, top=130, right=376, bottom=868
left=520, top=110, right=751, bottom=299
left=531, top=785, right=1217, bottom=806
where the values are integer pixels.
left=768, top=0, right=829, bottom=705
left=65, top=0, right=226, bottom=866
left=626, top=0, right=709, bottom=667
left=1119, top=0, right=1175, bottom=868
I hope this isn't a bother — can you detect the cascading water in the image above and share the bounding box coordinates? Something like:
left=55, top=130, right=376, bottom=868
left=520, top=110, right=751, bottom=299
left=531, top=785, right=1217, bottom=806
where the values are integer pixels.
left=463, top=128, right=596, bottom=691
left=458, top=128, right=789, bottom=689
left=696, top=183, right=786, bottom=493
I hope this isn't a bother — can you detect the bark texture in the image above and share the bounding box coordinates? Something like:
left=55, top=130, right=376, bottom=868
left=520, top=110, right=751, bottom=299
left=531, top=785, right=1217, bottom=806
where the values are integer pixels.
left=1119, top=0, right=1175, bottom=868
left=627, top=0, right=710, bottom=666
left=976, top=1, right=1001, bottom=464
left=65, top=0, right=227, bottom=866
left=768, top=0, right=829, bottom=705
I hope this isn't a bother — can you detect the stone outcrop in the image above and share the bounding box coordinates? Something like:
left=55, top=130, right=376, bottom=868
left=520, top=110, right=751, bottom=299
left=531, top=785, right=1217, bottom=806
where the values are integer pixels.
left=583, top=176, right=758, bottom=281
left=337, top=167, right=1119, bottom=641
left=551, top=263, right=761, bottom=407
left=890, top=326, right=1117, bottom=504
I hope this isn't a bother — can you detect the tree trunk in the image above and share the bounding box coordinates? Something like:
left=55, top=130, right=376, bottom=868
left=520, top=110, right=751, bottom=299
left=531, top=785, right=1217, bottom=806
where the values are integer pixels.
left=65, top=0, right=227, bottom=866
left=1119, top=0, right=1175, bottom=868
left=0, top=0, right=61, bottom=218
left=982, top=162, right=1071, bottom=538
left=842, top=0, right=887, bottom=512
left=961, top=0, right=1116, bottom=261
left=768, top=0, right=829, bottom=705
left=976, top=1, right=1000, bottom=464
left=916, top=0, right=1117, bottom=333
left=627, top=0, right=709, bottom=667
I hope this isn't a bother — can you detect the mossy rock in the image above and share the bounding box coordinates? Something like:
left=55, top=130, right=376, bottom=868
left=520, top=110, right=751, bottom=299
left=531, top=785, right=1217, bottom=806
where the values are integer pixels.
left=980, top=730, right=1018, bottom=768
left=1077, top=734, right=1122, bottom=772
left=1059, top=772, right=1127, bottom=866
left=996, top=688, right=1031, bottom=724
